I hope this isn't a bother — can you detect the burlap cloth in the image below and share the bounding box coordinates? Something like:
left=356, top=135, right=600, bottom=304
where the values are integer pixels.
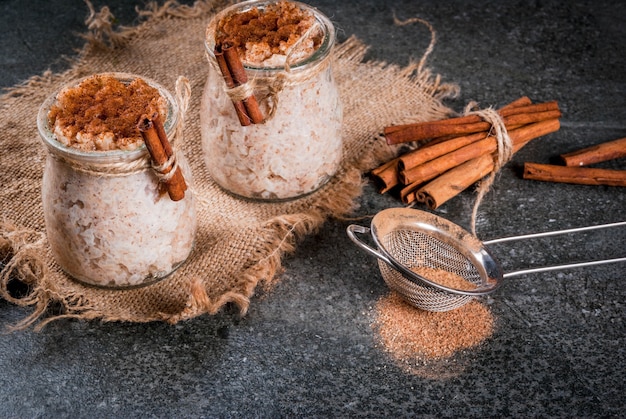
left=0, top=1, right=457, bottom=330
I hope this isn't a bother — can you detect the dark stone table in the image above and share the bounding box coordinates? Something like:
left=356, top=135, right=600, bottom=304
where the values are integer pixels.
left=1, top=0, right=624, bottom=417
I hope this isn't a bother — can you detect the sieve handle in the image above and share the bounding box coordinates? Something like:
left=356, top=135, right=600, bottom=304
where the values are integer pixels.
left=483, top=221, right=626, bottom=245
left=346, top=224, right=393, bottom=265
left=503, top=257, right=626, bottom=278
left=485, top=220, right=626, bottom=278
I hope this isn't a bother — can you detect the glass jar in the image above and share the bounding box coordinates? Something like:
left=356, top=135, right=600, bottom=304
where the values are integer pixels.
left=37, top=73, right=196, bottom=288
left=200, top=0, right=343, bottom=201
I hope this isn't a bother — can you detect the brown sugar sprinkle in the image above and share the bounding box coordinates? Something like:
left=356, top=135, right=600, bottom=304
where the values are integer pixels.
left=49, top=74, right=166, bottom=151
left=373, top=292, right=494, bottom=365
left=410, top=266, right=478, bottom=291
left=216, top=1, right=322, bottom=65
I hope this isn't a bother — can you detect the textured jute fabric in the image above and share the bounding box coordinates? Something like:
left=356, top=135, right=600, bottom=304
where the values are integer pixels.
left=0, top=1, right=456, bottom=329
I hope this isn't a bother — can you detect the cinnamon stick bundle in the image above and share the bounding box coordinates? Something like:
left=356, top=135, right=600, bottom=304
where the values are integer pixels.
left=138, top=114, right=188, bottom=201
left=560, top=137, right=626, bottom=166
left=523, top=163, right=626, bottom=187
left=400, top=118, right=561, bottom=205
left=214, top=44, right=264, bottom=126
left=372, top=97, right=535, bottom=194
left=399, top=118, right=561, bottom=186
left=371, top=96, right=563, bottom=207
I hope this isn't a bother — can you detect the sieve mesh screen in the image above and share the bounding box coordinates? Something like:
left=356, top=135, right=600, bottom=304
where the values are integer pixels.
left=378, top=229, right=483, bottom=311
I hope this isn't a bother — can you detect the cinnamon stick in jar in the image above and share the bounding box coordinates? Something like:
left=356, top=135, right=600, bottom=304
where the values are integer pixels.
left=138, top=114, right=187, bottom=201
left=214, top=44, right=264, bottom=125
left=214, top=47, right=251, bottom=126
left=560, top=137, right=626, bottom=166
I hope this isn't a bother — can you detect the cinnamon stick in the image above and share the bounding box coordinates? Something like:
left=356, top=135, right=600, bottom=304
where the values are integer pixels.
left=399, top=118, right=561, bottom=186
left=399, top=178, right=422, bottom=204
left=385, top=101, right=560, bottom=145
left=214, top=47, right=251, bottom=126
left=497, top=100, right=559, bottom=117
left=384, top=96, right=532, bottom=134
left=214, top=45, right=264, bottom=125
left=523, top=163, right=626, bottom=187
left=415, top=153, right=494, bottom=208
left=560, top=137, right=626, bottom=166
left=388, top=120, right=492, bottom=145
left=370, top=157, right=401, bottom=193
left=500, top=96, right=533, bottom=109
left=138, top=114, right=187, bottom=201
left=384, top=97, right=532, bottom=135
left=398, top=131, right=489, bottom=172
left=222, top=45, right=264, bottom=124
left=505, top=109, right=562, bottom=128
left=383, top=97, right=531, bottom=138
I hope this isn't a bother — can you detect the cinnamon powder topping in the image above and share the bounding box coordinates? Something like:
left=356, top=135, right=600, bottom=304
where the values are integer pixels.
left=49, top=74, right=166, bottom=151
left=216, top=1, right=322, bottom=66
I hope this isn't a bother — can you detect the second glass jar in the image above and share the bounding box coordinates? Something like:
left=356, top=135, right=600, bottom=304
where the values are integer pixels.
left=200, top=0, right=343, bottom=201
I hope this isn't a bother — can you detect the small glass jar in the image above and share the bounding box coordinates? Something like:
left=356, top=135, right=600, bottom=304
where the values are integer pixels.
left=200, top=0, right=343, bottom=201
left=37, top=73, right=196, bottom=288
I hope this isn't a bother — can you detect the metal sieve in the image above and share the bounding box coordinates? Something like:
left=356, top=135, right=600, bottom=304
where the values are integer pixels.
left=347, top=207, right=626, bottom=312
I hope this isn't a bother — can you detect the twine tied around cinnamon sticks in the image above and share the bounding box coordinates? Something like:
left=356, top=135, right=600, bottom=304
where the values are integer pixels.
left=137, top=76, right=191, bottom=202
left=137, top=113, right=187, bottom=201
left=463, top=104, right=514, bottom=234
left=372, top=96, right=562, bottom=235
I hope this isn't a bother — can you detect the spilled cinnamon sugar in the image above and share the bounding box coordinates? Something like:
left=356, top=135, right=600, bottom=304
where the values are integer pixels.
left=372, top=292, right=494, bottom=375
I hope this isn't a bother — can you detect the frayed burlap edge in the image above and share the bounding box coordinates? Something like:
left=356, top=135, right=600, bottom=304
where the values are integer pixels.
left=0, top=0, right=458, bottom=331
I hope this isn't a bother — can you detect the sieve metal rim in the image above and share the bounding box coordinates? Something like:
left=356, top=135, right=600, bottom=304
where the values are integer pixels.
left=348, top=207, right=504, bottom=297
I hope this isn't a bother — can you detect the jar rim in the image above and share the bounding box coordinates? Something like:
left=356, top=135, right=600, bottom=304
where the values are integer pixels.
left=204, top=0, right=336, bottom=72
left=37, top=72, right=179, bottom=163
